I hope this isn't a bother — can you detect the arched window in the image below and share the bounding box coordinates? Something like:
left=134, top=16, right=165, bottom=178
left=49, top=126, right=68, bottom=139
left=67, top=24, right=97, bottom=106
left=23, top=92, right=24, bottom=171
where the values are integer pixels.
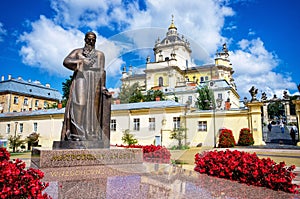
left=158, top=77, right=163, bottom=86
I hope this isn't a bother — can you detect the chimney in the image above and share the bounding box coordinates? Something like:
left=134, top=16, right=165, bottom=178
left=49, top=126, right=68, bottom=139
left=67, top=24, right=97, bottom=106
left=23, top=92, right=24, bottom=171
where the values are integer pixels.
left=57, top=101, right=62, bottom=109
left=45, top=83, right=50, bottom=88
left=1, top=76, right=4, bottom=81
left=8, top=75, right=11, bottom=80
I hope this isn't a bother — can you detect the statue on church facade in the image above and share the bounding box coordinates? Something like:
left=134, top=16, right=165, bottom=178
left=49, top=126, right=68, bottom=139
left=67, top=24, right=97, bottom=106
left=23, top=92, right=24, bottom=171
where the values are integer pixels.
left=283, top=90, right=290, bottom=100
left=261, top=92, right=267, bottom=101
left=59, top=32, right=111, bottom=148
left=249, top=86, right=258, bottom=102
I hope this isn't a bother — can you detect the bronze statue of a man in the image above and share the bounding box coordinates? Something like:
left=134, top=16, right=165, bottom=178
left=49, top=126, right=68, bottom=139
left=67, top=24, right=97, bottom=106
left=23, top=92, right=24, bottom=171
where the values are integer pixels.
left=61, top=31, right=111, bottom=148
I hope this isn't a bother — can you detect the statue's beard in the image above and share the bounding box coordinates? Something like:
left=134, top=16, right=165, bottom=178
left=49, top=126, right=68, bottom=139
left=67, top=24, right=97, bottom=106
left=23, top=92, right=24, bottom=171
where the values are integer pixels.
left=82, top=44, right=95, bottom=57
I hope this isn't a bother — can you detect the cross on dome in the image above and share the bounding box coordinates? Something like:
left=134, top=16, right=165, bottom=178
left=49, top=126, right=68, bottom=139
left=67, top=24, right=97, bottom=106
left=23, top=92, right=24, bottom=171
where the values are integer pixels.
left=168, top=15, right=177, bottom=30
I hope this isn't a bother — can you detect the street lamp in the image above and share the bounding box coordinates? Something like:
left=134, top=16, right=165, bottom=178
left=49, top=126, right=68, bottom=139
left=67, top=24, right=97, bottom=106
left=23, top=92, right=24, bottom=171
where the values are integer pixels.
left=210, top=101, right=217, bottom=148
left=13, top=122, right=18, bottom=153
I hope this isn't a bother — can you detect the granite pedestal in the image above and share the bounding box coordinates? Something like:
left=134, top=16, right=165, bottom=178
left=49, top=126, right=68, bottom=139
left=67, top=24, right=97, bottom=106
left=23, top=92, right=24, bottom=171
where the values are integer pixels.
left=31, top=147, right=143, bottom=168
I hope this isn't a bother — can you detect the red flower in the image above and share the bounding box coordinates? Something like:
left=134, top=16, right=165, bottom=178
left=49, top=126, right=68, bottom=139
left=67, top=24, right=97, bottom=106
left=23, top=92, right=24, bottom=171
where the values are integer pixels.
left=115, top=144, right=171, bottom=164
left=0, top=147, right=51, bottom=199
left=194, top=149, right=299, bottom=194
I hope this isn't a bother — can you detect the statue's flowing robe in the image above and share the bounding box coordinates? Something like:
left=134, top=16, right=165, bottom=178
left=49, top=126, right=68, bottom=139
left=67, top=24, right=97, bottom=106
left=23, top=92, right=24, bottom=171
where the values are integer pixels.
left=61, top=48, right=111, bottom=147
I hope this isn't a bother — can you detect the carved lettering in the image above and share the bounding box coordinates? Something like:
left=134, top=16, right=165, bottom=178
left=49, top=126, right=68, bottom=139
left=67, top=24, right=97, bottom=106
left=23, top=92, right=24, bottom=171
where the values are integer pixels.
left=49, top=169, right=104, bottom=177
left=50, top=152, right=136, bottom=162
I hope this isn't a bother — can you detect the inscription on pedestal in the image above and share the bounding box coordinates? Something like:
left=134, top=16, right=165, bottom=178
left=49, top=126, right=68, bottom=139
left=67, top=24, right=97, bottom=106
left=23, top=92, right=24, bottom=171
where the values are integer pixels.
left=31, top=148, right=143, bottom=168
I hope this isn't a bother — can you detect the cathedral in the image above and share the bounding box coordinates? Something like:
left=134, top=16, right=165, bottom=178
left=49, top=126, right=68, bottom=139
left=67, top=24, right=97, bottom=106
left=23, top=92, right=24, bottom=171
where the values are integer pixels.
left=120, top=17, right=240, bottom=110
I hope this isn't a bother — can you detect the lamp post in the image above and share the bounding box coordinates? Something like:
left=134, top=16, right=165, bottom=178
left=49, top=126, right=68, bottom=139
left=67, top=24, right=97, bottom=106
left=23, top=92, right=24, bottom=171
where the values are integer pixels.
left=210, top=101, right=216, bottom=148
left=13, top=122, right=18, bottom=153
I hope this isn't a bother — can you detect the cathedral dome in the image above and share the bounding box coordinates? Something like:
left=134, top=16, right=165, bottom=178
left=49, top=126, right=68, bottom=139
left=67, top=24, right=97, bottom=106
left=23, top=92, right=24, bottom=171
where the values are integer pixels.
left=154, top=16, right=191, bottom=53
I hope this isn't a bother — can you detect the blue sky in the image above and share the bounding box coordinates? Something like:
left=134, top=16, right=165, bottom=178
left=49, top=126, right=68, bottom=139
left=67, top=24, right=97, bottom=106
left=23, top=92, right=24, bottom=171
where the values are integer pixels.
left=0, top=0, right=299, bottom=100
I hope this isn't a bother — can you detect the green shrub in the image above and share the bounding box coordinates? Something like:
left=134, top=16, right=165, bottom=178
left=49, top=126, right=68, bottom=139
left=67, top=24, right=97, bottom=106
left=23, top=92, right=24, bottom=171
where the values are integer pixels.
left=121, top=129, right=138, bottom=146
left=238, top=128, right=254, bottom=146
left=218, top=128, right=235, bottom=148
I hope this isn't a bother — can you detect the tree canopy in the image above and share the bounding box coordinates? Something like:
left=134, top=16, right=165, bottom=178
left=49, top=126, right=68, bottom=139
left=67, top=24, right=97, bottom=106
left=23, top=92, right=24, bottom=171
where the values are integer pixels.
left=118, top=83, right=166, bottom=103
left=196, top=84, right=215, bottom=110
left=62, top=75, right=73, bottom=107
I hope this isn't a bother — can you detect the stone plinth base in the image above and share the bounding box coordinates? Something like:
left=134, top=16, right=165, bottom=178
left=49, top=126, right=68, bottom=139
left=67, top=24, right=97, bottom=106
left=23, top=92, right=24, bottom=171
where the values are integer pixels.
left=31, top=147, right=143, bottom=168
left=38, top=163, right=295, bottom=199
left=52, top=140, right=104, bottom=149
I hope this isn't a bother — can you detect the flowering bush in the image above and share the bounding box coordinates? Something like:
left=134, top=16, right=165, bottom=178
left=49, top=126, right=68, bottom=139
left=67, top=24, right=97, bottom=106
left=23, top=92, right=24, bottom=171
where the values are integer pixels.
left=238, top=128, right=254, bottom=146
left=194, top=150, right=299, bottom=194
left=0, top=147, right=51, bottom=199
left=218, top=128, right=236, bottom=148
left=115, top=144, right=171, bottom=164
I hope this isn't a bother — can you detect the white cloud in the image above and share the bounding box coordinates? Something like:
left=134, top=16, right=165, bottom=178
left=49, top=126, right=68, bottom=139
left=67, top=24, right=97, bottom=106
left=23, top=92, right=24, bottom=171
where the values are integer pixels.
left=19, top=15, right=123, bottom=77
left=230, top=38, right=296, bottom=98
left=16, top=0, right=297, bottom=100
left=248, top=28, right=255, bottom=36
left=19, top=16, right=84, bottom=76
left=128, top=0, right=234, bottom=58
left=230, top=38, right=278, bottom=75
left=49, top=0, right=234, bottom=62
left=235, top=72, right=297, bottom=99
left=0, top=22, right=7, bottom=42
left=50, top=0, right=139, bottom=30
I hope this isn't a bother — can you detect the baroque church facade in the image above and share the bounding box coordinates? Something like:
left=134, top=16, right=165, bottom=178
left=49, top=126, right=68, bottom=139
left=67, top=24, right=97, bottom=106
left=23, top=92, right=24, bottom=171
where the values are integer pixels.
left=121, top=18, right=240, bottom=110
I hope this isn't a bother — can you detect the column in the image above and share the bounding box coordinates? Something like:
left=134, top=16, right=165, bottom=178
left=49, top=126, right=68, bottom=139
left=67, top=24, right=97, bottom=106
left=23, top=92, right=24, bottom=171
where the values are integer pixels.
left=262, top=102, right=269, bottom=124
left=284, top=101, right=291, bottom=122
left=292, top=100, right=300, bottom=146
left=246, top=102, right=266, bottom=145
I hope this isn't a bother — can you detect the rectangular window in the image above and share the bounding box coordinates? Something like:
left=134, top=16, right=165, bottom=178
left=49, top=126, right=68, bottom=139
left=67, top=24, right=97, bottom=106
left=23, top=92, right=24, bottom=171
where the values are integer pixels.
left=149, top=118, right=155, bottom=131
left=173, top=117, right=180, bottom=130
left=188, top=96, right=192, bottom=104
left=205, top=76, right=209, bottom=81
left=13, top=96, right=19, bottom=104
left=198, top=121, right=207, bottom=131
left=44, top=101, right=48, bottom=108
left=200, top=77, right=204, bottom=82
left=19, top=123, right=23, bottom=133
left=6, top=124, right=10, bottom=134
left=33, top=122, right=38, bottom=132
left=110, top=119, right=116, bottom=131
left=133, top=118, right=140, bottom=131
left=218, top=93, right=222, bottom=99
left=24, top=98, right=28, bottom=106
left=35, top=100, right=39, bottom=107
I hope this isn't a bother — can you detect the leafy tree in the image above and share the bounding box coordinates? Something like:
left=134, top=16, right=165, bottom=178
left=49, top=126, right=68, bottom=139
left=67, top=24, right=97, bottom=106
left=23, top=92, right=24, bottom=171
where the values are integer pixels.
left=45, top=102, right=58, bottom=109
left=170, top=127, right=187, bottom=149
left=267, top=101, right=284, bottom=119
left=129, top=88, right=144, bottom=103
left=8, top=135, right=25, bottom=153
left=62, top=75, right=73, bottom=107
left=121, top=129, right=138, bottom=146
left=196, top=84, right=215, bottom=110
left=26, top=132, right=40, bottom=150
left=144, top=89, right=165, bottom=102
left=119, top=82, right=141, bottom=103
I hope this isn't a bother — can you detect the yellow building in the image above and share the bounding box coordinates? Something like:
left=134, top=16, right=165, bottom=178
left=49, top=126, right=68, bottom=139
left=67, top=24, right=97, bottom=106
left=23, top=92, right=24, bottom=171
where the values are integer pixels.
left=0, top=100, right=265, bottom=150
left=0, top=75, right=62, bottom=113
left=121, top=18, right=239, bottom=110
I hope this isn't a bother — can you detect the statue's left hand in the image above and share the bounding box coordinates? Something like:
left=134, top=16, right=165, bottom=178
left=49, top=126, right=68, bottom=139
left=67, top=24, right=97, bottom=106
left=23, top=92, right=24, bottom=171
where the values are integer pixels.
left=102, top=87, right=112, bottom=97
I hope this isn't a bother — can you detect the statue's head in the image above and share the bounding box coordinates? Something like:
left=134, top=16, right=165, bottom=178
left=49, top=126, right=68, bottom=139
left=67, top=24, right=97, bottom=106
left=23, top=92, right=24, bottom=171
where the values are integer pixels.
left=84, top=31, right=97, bottom=47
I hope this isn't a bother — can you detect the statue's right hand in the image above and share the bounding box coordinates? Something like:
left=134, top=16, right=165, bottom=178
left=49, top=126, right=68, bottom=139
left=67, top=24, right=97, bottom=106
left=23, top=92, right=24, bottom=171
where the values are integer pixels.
left=76, top=60, right=84, bottom=72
